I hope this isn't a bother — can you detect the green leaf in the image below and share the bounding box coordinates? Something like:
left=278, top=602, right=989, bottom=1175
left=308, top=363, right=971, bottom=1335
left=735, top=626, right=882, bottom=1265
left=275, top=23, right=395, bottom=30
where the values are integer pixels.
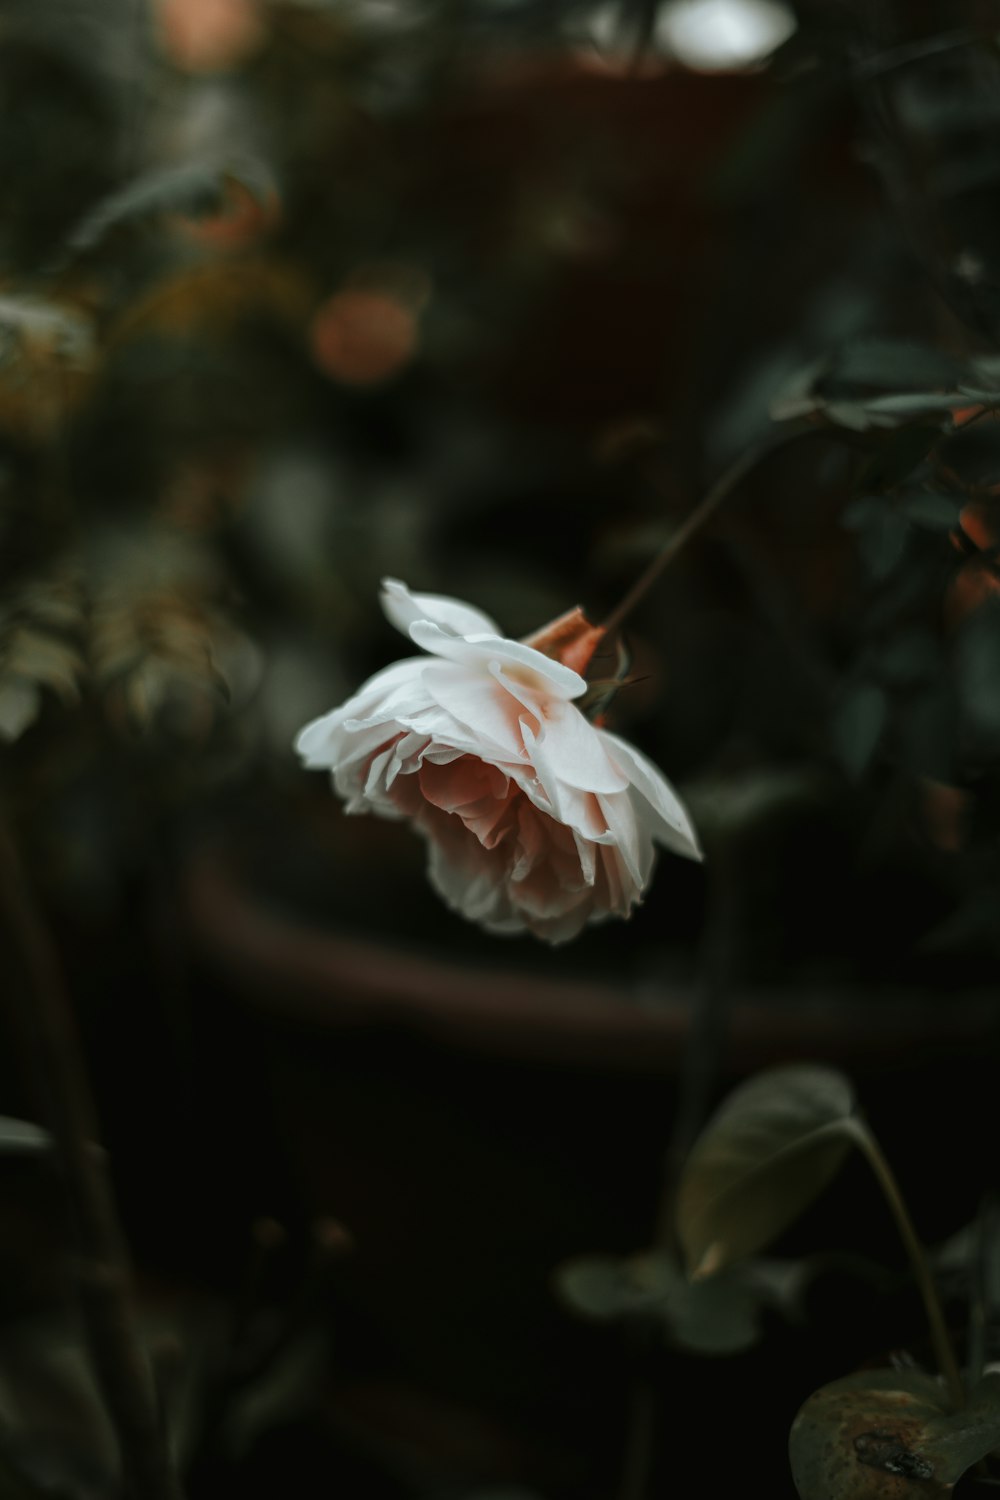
left=789, top=1369, right=950, bottom=1500
left=826, top=340, right=965, bottom=394
left=922, top=1375, right=1000, bottom=1483
left=789, top=1369, right=1000, bottom=1500
left=848, top=506, right=909, bottom=578
left=63, top=157, right=276, bottom=259
left=770, top=357, right=830, bottom=421
left=0, top=1116, right=51, bottom=1154
left=899, top=490, right=962, bottom=530
left=676, top=1066, right=856, bottom=1279
left=0, top=566, right=86, bottom=742
left=875, top=629, right=939, bottom=687
left=957, top=604, right=1000, bottom=747
left=0, top=680, right=40, bottom=742
left=553, top=1249, right=765, bottom=1355
left=0, top=295, right=95, bottom=370
left=823, top=400, right=879, bottom=431
left=553, top=1254, right=637, bottom=1321
left=833, top=682, right=887, bottom=778
left=854, top=426, right=938, bottom=493
left=861, top=392, right=972, bottom=421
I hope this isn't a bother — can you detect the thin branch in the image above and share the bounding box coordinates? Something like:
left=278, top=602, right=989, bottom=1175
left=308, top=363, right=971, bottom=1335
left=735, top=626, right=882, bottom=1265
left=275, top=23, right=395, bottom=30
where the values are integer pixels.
left=848, top=1119, right=965, bottom=1409
left=599, top=424, right=812, bottom=642
left=0, top=819, right=183, bottom=1500
left=616, top=1378, right=656, bottom=1500
left=852, top=26, right=985, bottom=82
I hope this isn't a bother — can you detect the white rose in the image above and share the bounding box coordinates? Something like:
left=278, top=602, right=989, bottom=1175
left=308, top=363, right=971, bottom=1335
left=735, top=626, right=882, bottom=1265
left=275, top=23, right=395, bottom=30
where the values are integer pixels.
left=296, top=578, right=702, bottom=943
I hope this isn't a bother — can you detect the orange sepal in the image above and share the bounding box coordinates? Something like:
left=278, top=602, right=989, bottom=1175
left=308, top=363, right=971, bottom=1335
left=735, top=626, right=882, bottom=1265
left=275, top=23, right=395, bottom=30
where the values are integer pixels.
left=522, top=605, right=605, bottom=677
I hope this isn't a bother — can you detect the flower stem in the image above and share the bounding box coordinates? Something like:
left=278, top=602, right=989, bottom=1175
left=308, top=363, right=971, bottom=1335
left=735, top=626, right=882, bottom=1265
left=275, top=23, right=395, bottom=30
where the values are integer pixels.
left=0, top=819, right=183, bottom=1500
left=599, top=423, right=812, bottom=642
left=848, top=1118, right=964, bottom=1409
left=616, top=1378, right=656, bottom=1500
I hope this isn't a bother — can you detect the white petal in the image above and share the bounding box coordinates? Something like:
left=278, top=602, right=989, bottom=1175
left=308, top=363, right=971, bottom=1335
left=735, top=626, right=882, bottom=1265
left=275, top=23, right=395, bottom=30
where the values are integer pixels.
left=424, top=818, right=522, bottom=931
left=596, top=788, right=653, bottom=890
left=495, top=680, right=628, bottom=793
left=530, top=902, right=594, bottom=944
left=600, top=730, right=702, bottom=862
left=409, top=621, right=586, bottom=699
left=380, top=577, right=501, bottom=640
left=571, top=828, right=598, bottom=888
left=400, top=697, right=518, bottom=764
left=339, top=659, right=435, bottom=731
left=422, top=659, right=528, bottom=761
left=516, top=719, right=612, bottom=838
left=295, top=657, right=427, bottom=766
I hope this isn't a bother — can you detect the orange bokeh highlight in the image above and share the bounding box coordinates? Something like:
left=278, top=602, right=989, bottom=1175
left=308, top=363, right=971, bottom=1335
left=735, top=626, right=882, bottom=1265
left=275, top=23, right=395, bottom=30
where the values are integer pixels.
left=155, top=0, right=267, bottom=74
left=310, top=270, right=429, bottom=388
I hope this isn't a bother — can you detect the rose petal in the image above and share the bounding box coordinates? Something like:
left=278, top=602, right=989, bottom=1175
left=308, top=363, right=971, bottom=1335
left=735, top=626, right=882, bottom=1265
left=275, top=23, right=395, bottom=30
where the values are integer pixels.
left=600, top=730, right=702, bottom=862
left=422, top=660, right=529, bottom=762
left=518, top=719, right=616, bottom=842
left=423, top=812, right=522, bottom=931
left=409, top=621, right=586, bottom=699
left=296, top=657, right=427, bottom=765
left=492, top=671, right=628, bottom=792
left=596, top=787, right=652, bottom=889
left=381, top=577, right=500, bottom=640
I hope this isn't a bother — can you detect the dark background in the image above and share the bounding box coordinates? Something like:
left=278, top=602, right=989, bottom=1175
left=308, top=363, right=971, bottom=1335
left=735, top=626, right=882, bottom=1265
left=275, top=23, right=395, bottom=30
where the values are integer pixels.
left=2, top=1, right=1000, bottom=1495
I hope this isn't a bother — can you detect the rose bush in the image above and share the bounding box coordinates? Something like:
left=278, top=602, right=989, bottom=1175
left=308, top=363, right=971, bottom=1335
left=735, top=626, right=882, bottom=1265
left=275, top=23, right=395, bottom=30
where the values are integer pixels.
left=296, top=579, right=701, bottom=943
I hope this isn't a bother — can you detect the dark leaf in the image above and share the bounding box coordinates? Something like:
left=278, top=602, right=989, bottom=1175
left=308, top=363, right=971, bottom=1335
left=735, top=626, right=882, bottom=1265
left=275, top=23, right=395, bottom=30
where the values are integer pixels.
left=676, top=1066, right=856, bottom=1279
left=842, top=500, right=909, bottom=578
left=0, top=1118, right=51, bottom=1155
left=862, top=391, right=993, bottom=422
left=553, top=1248, right=765, bottom=1354
left=789, top=1369, right=1000, bottom=1500
left=875, top=629, right=939, bottom=686
left=87, top=526, right=258, bottom=738
left=0, top=567, right=86, bottom=742
left=897, top=685, right=957, bottom=782
left=833, top=682, right=887, bottom=778
left=825, top=340, right=965, bottom=393
left=899, top=490, right=963, bottom=530
left=854, top=426, right=938, bottom=492
left=64, top=158, right=276, bottom=259
left=957, top=604, right=1000, bottom=747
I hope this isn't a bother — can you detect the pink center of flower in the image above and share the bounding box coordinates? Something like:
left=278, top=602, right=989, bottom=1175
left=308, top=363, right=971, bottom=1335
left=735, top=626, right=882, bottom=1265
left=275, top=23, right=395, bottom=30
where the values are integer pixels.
left=416, top=755, right=522, bottom=850
left=383, top=748, right=601, bottom=918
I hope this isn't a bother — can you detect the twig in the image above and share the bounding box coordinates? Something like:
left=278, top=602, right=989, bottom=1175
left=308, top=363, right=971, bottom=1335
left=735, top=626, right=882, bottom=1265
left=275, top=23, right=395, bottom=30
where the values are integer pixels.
left=848, top=1119, right=965, bottom=1409
left=599, top=424, right=812, bottom=642
left=852, top=26, right=985, bottom=82
left=616, top=1378, right=656, bottom=1500
left=0, top=819, right=183, bottom=1500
